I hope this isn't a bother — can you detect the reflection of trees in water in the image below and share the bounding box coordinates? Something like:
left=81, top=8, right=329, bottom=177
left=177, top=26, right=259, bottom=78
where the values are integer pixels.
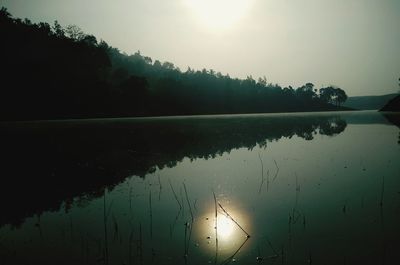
left=318, top=118, right=347, bottom=137
left=0, top=115, right=347, bottom=228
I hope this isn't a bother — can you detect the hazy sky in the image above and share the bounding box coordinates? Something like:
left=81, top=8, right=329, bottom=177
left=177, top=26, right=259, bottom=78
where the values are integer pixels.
left=2, top=0, right=400, bottom=96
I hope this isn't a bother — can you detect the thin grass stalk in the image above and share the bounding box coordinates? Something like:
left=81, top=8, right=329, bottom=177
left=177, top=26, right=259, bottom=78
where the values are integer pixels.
left=213, top=191, right=219, bottom=264
left=218, top=203, right=250, bottom=238
left=168, top=179, right=182, bottom=209
left=183, top=182, right=194, bottom=221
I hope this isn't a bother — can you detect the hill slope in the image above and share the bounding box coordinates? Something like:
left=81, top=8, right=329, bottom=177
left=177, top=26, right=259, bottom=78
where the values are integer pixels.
left=380, top=95, right=400, bottom=112
left=343, top=93, right=398, bottom=110
left=0, top=8, right=350, bottom=121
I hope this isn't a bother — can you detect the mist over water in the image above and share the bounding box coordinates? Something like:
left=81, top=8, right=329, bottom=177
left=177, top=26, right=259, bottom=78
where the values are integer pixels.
left=0, top=111, right=399, bottom=265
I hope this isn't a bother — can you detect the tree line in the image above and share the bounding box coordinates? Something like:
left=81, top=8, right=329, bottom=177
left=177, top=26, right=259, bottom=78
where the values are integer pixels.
left=0, top=8, right=349, bottom=120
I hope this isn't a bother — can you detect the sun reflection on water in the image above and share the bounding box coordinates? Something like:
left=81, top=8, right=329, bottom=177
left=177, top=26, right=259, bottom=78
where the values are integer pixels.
left=194, top=201, right=251, bottom=259
left=216, top=214, right=234, bottom=239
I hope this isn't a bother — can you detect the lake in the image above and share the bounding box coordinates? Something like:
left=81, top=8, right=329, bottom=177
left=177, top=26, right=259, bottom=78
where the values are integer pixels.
left=0, top=111, right=399, bottom=265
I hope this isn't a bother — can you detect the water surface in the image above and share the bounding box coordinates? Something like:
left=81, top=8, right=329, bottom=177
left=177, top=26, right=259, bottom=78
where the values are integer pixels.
left=0, top=111, right=399, bottom=265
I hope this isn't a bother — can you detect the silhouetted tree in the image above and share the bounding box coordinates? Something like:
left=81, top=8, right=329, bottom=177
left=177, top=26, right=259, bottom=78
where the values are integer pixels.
left=336, top=88, right=348, bottom=106
left=65, top=25, right=85, bottom=41
left=320, top=86, right=348, bottom=106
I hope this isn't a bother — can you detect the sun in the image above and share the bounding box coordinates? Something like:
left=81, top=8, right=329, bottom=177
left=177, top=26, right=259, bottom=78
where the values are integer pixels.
left=184, top=0, right=254, bottom=30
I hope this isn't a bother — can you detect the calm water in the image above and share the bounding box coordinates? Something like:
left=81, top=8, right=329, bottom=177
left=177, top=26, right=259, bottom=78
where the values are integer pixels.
left=0, top=111, right=399, bottom=265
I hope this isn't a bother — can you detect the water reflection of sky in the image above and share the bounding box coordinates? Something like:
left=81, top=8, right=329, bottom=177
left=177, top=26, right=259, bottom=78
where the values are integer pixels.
left=1, top=112, right=400, bottom=264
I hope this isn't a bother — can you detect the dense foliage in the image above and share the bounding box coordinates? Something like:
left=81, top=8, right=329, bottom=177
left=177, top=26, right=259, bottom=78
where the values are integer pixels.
left=0, top=8, right=349, bottom=120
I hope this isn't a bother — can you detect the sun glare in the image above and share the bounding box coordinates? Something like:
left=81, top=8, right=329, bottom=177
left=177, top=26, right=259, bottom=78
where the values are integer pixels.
left=216, top=214, right=234, bottom=238
left=184, top=0, right=253, bottom=30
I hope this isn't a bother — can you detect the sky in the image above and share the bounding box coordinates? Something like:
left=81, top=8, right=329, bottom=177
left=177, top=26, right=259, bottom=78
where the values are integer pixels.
left=2, top=0, right=400, bottom=96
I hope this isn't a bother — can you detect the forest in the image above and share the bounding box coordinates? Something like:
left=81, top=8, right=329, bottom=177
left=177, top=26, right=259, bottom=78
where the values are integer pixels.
left=0, top=8, right=349, bottom=121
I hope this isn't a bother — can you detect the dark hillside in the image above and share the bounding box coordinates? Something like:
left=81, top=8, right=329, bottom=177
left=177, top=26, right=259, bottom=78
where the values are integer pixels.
left=380, top=95, right=400, bottom=112
left=343, top=93, right=398, bottom=110
left=0, top=8, right=350, bottom=121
